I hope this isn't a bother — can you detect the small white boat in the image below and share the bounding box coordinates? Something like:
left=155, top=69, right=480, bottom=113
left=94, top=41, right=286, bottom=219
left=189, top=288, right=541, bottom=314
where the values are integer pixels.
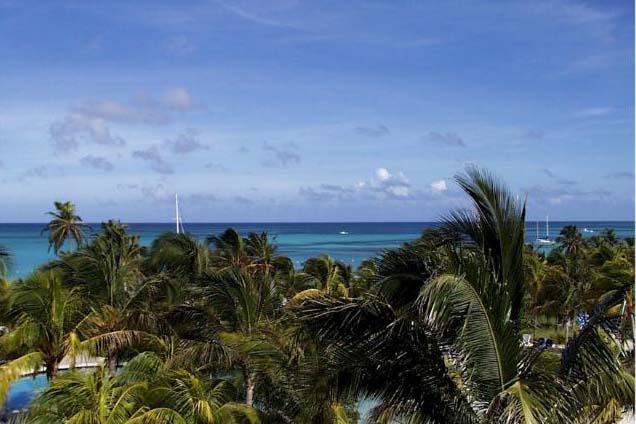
left=339, top=230, right=349, bottom=235
left=583, top=228, right=594, bottom=233
left=536, top=238, right=555, bottom=245
left=174, top=193, right=185, bottom=234
left=535, top=216, right=555, bottom=246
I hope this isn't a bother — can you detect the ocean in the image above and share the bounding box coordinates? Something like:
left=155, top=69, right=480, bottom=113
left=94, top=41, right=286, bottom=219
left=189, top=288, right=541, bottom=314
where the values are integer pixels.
left=1, top=221, right=634, bottom=413
left=1, top=221, right=634, bottom=279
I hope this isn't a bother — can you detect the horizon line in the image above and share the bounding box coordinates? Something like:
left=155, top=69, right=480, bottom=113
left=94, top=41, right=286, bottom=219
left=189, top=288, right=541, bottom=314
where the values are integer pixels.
left=0, top=220, right=634, bottom=225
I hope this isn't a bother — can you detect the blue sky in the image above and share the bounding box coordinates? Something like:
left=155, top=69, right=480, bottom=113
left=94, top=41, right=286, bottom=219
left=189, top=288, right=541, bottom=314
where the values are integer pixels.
left=0, top=0, right=633, bottom=222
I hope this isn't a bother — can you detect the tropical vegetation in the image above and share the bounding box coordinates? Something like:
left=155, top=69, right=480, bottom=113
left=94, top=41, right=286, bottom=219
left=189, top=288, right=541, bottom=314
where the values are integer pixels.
left=0, top=168, right=632, bottom=423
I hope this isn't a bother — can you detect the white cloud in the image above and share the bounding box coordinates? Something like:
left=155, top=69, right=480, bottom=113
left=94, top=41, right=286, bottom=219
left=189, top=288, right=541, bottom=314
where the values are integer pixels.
left=375, top=167, right=391, bottom=182
left=523, top=184, right=612, bottom=207
left=71, top=89, right=196, bottom=125
left=526, top=0, right=617, bottom=43
left=75, top=98, right=168, bottom=125
left=374, top=167, right=409, bottom=190
left=300, top=167, right=412, bottom=202
left=162, top=87, right=194, bottom=111
left=19, top=164, right=66, bottom=181
left=262, top=141, right=301, bottom=167
left=430, top=179, right=447, bottom=192
left=165, top=129, right=209, bottom=154
left=80, top=155, right=114, bottom=172
left=215, top=0, right=299, bottom=29
left=530, top=0, right=616, bottom=26
left=386, top=185, right=409, bottom=198
left=574, top=107, right=612, bottom=118
left=77, top=100, right=132, bottom=122
left=49, top=89, right=198, bottom=153
left=49, top=113, right=125, bottom=153
left=132, top=146, right=174, bottom=174
left=117, top=182, right=169, bottom=201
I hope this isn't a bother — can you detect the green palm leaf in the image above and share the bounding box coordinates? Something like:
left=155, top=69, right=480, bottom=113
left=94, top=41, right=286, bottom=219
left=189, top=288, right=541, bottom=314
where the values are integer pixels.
left=0, top=351, right=44, bottom=406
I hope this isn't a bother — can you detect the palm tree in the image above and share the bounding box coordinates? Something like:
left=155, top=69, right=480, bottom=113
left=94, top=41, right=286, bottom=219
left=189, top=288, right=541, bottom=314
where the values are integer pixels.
left=207, top=228, right=250, bottom=271
left=366, top=232, right=449, bottom=307
left=297, top=255, right=354, bottom=297
left=152, top=369, right=259, bottom=423
left=556, top=225, right=586, bottom=257
left=0, top=246, right=13, bottom=326
left=174, top=270, right=285, bottom=408
left=559, top=281, right=635, bottom=422
left=600, top=228, right=620, bottom=246
left=64, top=221, right=160, bottom=374
left=207, top=228, right=290, bottom=276
left=245, top=232, right=291, bottom=276
left=26, top=364, right=183, bottom=424
left=127, top=351, right=260, bottom=424
left=417, top=167, right=554, bottom=422
left=3, top=169, right=632, bottom=423
left=291, top=234, right=472, bottom=421
left=524, top=247, right=548, bottom=338
left=0, top=245, right=12, bottom=280
left=291, top=280, right=472, bottom=422
left=149, top=232, right=211, bottom=281
left=42, top=201, right=90, bottom=255
left=24, top=350, right=259, bottom=424
left=73, top=220, right=145, bottom=307
left=0, top=270, right=84, bottom=405
left=0, top=269, right=155, bottom=406
left=292, top=167, right=632, bottom=423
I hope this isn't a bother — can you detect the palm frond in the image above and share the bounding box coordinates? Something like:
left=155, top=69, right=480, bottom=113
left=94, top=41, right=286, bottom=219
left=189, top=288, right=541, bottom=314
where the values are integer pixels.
left=418, top=272, right=518, bottom=406
left=496, top=375, right=570, bottom=424
left=0, top=351, right=43, bottom=406
left=79, top=330, right=162, bottom=357
left=127, top=408, right=186, bottom=424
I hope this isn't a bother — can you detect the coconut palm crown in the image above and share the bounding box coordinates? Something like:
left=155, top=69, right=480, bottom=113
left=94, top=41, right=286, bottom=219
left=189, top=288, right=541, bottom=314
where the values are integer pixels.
left=42, top=201, right=90, bottom=255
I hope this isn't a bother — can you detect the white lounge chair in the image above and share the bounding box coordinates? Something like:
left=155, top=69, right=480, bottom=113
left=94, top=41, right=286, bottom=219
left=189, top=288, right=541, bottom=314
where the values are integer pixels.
left=522, top=334, right=532, bottom=347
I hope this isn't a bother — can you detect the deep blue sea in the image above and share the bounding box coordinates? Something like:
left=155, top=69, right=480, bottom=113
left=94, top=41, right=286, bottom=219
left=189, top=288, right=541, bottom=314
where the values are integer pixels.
left=1, top=221, right=634, bottom=413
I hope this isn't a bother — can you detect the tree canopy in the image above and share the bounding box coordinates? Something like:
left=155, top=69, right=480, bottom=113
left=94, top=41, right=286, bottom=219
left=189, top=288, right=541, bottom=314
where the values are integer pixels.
left=0, top=169, right=632, bottom=423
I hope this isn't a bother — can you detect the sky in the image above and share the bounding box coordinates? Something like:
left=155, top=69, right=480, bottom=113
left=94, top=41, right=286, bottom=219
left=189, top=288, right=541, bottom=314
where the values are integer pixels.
left=0, top=0, right=634, bottom=222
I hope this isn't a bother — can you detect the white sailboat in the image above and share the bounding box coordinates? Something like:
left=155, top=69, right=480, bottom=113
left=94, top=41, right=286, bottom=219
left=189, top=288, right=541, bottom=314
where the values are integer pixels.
left=174, top=193, right=185, bottom=234
left=536, top=215, right=554, bottom=246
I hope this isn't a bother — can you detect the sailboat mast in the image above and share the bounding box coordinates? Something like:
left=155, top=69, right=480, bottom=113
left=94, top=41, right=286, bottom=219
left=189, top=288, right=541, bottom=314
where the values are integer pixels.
left=175, top=193, right=180, bottom=234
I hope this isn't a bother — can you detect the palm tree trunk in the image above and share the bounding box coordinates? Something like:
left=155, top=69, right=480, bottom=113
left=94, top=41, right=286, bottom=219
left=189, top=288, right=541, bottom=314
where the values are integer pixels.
left=243, top=366, right=255, bottom=407
left=619, top=300, right=627, bottom=343
left=46, top=359, right=59, bottom=380
left=107, top=348, right=117, bottom=376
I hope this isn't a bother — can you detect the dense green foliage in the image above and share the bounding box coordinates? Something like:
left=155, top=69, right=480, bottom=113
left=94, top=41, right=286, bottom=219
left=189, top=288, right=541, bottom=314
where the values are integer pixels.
left=0, top=168, right=633, bottom=423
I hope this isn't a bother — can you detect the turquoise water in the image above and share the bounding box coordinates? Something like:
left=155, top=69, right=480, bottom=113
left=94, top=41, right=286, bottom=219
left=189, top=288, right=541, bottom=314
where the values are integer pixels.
left=0, top=221, right=633, bottom=413
left=1, top=222, right=633, bottom=279
left=1, top=222, right=433, bottom=278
